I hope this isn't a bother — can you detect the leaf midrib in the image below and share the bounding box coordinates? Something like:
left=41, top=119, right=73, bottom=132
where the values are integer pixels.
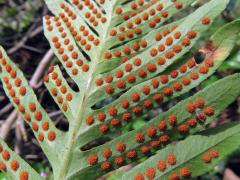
left=55, top=1, right=115, bottom=179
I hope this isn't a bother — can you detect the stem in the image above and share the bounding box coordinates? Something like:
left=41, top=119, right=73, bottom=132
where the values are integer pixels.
left=54, top=106, right=84, bottom=180
left=54, top=2, right=114, bottom=179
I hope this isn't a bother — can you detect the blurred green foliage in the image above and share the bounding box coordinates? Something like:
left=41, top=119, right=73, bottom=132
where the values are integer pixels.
left=220, top=51, right=240, bottom=71
left=0, top=0, right=43, bottom=36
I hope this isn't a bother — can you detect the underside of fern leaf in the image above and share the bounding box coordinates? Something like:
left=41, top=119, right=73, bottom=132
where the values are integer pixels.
left=0, top=0, right=240, bottom=180
left=124, top=118, right=240, bottom=180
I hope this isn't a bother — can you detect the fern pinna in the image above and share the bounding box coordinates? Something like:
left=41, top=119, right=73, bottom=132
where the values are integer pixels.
left=0, top=0, right=240, bottom=179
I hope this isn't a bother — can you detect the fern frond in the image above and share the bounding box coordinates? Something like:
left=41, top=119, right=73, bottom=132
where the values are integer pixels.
left=0, top=138, right=43, bottom=180
left=0, top=46, right=65, bottom=169
left=67, top=73, right=240, bottom=179
left=123, top=121, right=240, bottom=180
left=89, top=0, right=228, bottom=106
left=76, top=12, right=239, bottom=147
left=0, top=0, right=240, bottom=179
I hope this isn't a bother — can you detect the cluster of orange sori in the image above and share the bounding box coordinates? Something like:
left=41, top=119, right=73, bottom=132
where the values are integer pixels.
left=106, top=15, right=210, bottom=62
left=176, top=97, right=215, bottom=134
left=127, top=0, right=151, bottom=11
left=86, top=129, right=170, bottom=168
left=99, top=54, right=197, bottom=95
left=85, top=93, right=215, bottom=171
left=44, top=66, right=73, bottom=112
left=89, top=56, right=215, bottom=134
left=0, top=52, right=56, bottom=143
left=147, top=15, right=211, bottom=59
left=201, top=149, right=219, bottom=163
left=86, top=147, right=120, bottom=168
left=90, top=98, right=214, bottom=161
left=134, top=153, right=191, bottom=180
left=58, top=2, right=100, bottom=48
left=148, top=28, right=200, bottom=58
left=100, top=33, right=212, bottom=99
left=168, top=167, right=191, bottom=180
left=110, top=0, right=185, bottom=43
left=184, top=96, right=215, bottom=132
left=101, top=29, right=199, bottom=91
left=106, top=24, right=179, bottom=62
left=115, top=0, right=159, bottom=19
left=110, top=2, right=170, bottom=42
left=45, top=16, right=90, bottom=74
left=89, top=58, right=197, bottom=127
left=103, top=40, right=144, bottom=61
left=86, top=112, right=180, bottom=168
left=0, top=144, right=29, bottom=180
left=70, top=0, right=107, bottom=26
